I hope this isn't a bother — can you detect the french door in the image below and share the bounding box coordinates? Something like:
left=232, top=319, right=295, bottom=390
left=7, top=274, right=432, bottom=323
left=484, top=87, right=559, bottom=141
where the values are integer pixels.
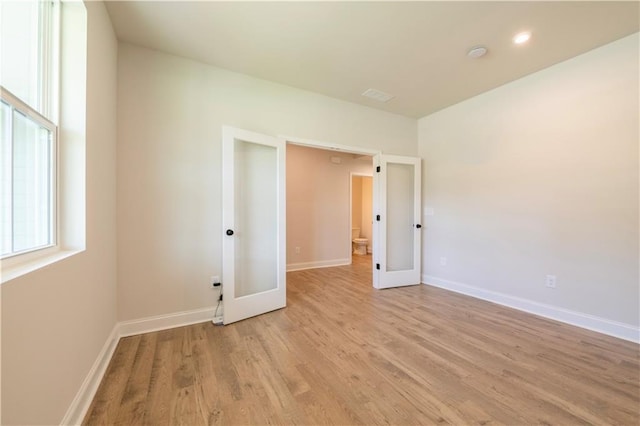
left=373, top=155, right=422, bottom=289
left=221, top=126, right=286, bottom=324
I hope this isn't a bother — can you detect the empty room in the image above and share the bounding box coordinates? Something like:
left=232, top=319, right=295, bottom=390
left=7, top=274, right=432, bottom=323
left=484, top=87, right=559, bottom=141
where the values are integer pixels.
left=0, top=1, right=638, bottom=425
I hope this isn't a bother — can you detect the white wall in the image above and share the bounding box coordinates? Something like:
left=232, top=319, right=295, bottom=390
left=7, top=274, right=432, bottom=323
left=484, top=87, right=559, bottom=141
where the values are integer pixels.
left=287, top=145, right=372, bottom=269
left=419, top=34, right=639, bottom=331
left=117, top=44, right=415, bottom=321
left=0, top=2, right=118, bottom=424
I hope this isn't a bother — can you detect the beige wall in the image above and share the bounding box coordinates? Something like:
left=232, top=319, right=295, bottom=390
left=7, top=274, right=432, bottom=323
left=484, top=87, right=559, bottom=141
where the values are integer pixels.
left=117, top=44, right=414, bottom=320
left=287, top=145, right=372, bottom=267
left=352, top=177, right=363, bottom=236
left=1, top=2, right=118, bottom=424
left=361, top=177, right=373, bottom=250
left=418, top=34, right=639, bottom=326
left=351, top=175, right=373, bottom=252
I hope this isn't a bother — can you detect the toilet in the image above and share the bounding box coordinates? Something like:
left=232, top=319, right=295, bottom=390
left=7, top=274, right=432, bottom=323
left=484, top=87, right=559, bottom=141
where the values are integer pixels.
left=351, top=228, right=369, bottom=255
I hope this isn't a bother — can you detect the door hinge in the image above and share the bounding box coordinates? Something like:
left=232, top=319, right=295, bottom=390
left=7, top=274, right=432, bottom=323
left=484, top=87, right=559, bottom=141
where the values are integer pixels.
left=376, top=166, right=381, bottom=173
left=376, top=263, right=380, bottom=270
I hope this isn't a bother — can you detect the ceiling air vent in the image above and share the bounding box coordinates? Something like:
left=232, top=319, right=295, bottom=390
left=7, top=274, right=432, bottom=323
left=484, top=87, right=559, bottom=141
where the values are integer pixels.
left=362, top=88, right=395, bottom=103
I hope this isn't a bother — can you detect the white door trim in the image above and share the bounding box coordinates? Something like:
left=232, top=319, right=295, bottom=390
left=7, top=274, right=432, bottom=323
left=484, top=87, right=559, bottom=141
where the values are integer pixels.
left=281, top=135, right=381, bottom=156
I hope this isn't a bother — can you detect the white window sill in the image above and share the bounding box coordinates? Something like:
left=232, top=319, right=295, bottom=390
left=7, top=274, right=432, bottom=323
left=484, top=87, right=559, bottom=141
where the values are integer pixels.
left=0, top=248, right=83, bottom=284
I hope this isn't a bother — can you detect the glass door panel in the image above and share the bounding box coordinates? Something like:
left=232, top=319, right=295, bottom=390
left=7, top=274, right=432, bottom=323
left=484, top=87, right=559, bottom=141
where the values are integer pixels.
left=386, top=162, right=415, bottom=272
left=234, top=140, right=278, bottom=297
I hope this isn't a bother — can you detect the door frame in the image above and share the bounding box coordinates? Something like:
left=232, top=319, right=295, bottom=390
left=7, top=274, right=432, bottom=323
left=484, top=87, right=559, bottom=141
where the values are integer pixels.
left=349, top=172, right=373, bottom=262
left=282, top=135, right=381, bottom=157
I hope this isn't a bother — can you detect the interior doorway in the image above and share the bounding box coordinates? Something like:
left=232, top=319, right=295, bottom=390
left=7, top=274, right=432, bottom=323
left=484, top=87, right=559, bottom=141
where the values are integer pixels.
left=285, top=142, right=374, bottom=275
left=221, top=127, right=422, bottom=324
left=283, top=134, right=423, bottom=290
left=350, top=173, right=373, bottom=262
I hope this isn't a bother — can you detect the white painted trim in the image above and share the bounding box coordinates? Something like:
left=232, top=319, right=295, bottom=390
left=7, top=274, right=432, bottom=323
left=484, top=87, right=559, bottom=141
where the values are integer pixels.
left=119, top=307, right=214, bottom=337
left=1, top=249, right=82, bottom=284
left=281, top=135, right=381, bottom=156
left=60, top=324, right=120, bottom=425
left=422, top=275, right=640, bottom=344
left=287, top=258, right=351, bottom=272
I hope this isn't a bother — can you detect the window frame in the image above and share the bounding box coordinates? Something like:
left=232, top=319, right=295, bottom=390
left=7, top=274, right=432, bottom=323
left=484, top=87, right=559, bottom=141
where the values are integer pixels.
left=1, top=0, right=60, bottom=261
left=1, top=86, right=58, bottom=260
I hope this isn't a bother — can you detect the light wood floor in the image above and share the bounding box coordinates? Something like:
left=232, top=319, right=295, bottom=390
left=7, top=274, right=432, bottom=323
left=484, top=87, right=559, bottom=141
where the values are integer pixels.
left=85, top=255, right=640, bottom=425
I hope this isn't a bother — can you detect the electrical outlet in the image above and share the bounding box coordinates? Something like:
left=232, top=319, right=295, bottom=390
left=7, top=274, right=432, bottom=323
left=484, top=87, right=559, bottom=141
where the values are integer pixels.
left=545, top=275, right=557, bottom=288
left=295, top=246, right=301, bottom=254
left=440, top=257, right=447, bottom=266
left=211, top=275, right=220, bottom=287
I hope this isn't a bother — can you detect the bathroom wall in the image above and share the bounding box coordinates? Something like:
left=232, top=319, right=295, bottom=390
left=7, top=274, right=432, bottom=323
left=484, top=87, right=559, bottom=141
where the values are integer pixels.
left=351, top=175, right=373, bottom=253
left=287, top=144, right=372, bottom=270
left=361, top=176, right=373, bottom=252
left=352, top=177, right=363, bottom=233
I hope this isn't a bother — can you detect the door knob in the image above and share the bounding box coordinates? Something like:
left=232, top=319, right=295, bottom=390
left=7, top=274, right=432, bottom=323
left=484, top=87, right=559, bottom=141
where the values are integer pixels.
left=226, top=229, right=234, bottom=236
left=416, top=224, right=422, bottom=229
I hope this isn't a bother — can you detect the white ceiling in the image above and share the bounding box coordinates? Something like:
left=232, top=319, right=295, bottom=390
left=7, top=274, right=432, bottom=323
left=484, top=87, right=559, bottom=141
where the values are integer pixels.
left=105, top=1, right=639, bottom=118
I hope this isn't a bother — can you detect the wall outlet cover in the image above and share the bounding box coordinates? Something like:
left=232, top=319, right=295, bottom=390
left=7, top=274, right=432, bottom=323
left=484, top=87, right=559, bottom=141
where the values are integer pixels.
left=545, top=275, right=557, bottom=288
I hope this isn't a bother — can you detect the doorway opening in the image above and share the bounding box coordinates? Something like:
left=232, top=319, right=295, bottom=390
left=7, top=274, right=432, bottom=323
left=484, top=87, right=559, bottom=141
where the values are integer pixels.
left=285, top=142, right=374, bottom=277
left=350, top=173, right=373, bottom=263
left=221, top=127, right=422, bottom=324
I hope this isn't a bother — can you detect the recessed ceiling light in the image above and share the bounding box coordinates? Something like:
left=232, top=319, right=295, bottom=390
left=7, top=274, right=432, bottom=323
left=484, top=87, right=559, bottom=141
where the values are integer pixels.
left=362, top=88, right=394, bottom=103
left=513, top=31, right=532, bottom=45
left=467, top=46, right=488, bottom=59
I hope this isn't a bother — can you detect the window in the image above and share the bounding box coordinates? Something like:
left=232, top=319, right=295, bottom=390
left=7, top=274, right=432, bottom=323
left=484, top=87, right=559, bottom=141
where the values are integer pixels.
left=1, top=0, right=59, bottom=259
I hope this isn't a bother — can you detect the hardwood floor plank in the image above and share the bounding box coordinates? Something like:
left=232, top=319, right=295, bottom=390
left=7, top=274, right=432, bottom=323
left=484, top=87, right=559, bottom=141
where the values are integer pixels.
left=189, top=324, right=223, bottom=425
left=84, top=255, right=640, bottom=425
left=84, top=335, right=142, bottom=425
left=114, top=333, right=157, bottom=425
left=141, top=331, right=174, bottom=425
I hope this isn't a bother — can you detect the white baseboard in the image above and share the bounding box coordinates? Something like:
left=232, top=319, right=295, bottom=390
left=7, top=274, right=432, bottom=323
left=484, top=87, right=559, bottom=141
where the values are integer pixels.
left=422, top=274, right=640, bottom=344
left=61, top=307, right=216, bottom=424
left=119, top=307, right=215, bottom=337
left=287, top=258, right=350, bottom=272
left=60, top=324, right=120, bottom=425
